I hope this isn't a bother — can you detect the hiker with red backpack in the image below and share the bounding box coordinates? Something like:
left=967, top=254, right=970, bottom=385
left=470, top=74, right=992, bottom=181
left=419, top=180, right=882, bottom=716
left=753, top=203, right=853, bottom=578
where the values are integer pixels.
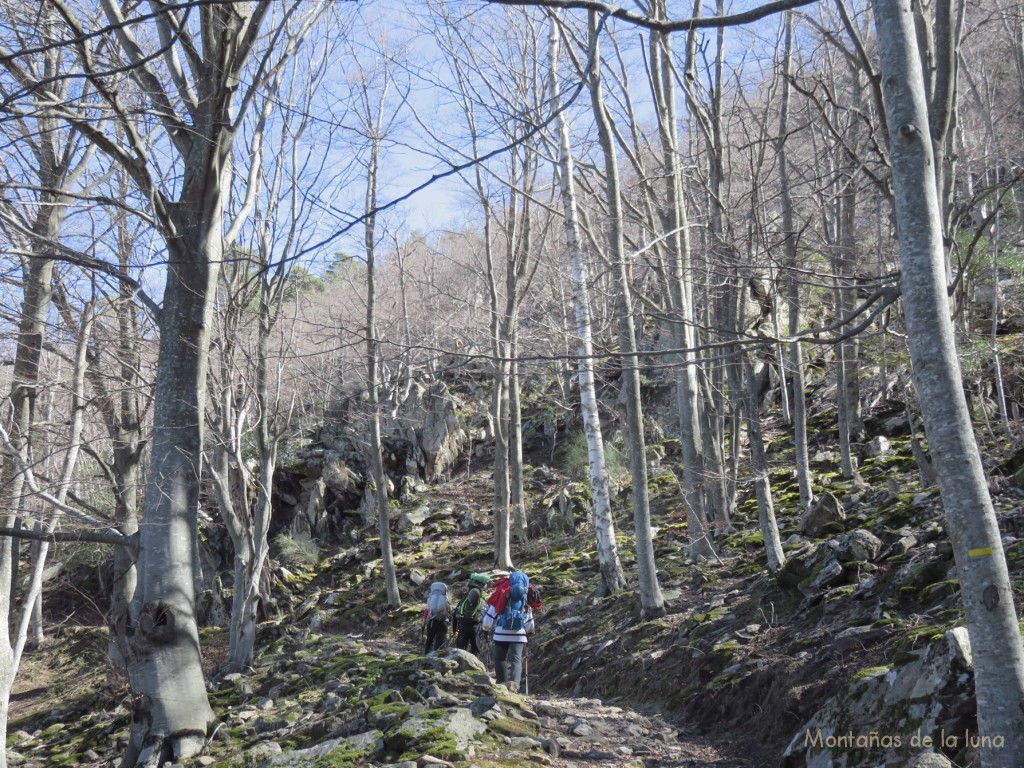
left=481, top=570, right=540, bottom=693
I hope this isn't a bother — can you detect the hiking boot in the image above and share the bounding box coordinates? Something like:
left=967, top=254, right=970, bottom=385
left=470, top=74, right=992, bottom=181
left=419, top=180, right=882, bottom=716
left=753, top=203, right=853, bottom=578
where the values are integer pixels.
left=508, top=681, right=518, bottom=693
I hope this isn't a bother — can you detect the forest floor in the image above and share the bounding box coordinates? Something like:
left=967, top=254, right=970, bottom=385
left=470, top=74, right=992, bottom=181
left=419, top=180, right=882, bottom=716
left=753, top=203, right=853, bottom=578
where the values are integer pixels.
left=10, top=409, right=1022, bottom=767
left=6, top=461, right=779, bottom=767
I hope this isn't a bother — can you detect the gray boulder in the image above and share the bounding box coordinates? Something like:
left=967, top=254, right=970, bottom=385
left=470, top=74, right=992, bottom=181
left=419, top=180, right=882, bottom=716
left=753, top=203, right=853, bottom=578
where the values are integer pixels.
left=866, top=436, right=891, bottom=457
left=832, top=529, right=884, bottom=563
left=907, top=753, right=954, bottom=767
left=799, top=492, right=846, bottom=537
left=383, top=707, right=485, bottom=758
left=398, top=381, right=467, bottom=481
left=263, top=729, right=381, bottom=766
left=443, top=647, right=488, bottom=673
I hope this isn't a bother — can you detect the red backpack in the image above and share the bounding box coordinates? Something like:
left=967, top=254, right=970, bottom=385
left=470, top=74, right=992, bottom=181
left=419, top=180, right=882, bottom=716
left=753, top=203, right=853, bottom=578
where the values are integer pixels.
left=486, top=574, right=542, bottom=614
left=486, top=576, right=511, bottom=614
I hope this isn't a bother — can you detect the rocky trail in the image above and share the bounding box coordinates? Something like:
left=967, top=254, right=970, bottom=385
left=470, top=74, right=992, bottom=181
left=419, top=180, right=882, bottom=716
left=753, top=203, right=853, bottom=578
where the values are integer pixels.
left=524, top=693, right=747, bottom=768
left=364, top=620, right=760, bottom=768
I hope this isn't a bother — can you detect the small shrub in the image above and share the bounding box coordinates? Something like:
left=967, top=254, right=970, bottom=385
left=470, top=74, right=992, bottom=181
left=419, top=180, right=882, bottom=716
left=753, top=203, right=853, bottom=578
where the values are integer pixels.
left=565, top=430, right=628, bottom=485
left=274, top=533, right=319, bottom=567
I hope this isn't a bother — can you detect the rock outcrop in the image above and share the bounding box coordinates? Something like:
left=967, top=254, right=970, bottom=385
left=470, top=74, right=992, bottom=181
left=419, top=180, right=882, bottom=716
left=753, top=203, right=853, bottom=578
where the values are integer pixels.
left=783, top=628, right=975, bottom=768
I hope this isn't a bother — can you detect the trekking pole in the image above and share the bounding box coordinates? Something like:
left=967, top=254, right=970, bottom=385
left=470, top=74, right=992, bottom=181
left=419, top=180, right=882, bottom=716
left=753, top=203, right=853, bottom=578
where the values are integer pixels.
left=523, top=645, right=529, bottom=695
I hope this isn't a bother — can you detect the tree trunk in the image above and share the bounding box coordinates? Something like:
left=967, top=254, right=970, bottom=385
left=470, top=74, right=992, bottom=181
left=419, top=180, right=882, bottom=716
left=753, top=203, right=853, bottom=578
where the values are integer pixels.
left=365, top=132, right=402, bottom=610
left=0, top=280, right=91, bottom=768
left=872, top=1, right=1024, bottom=763
left=122, top=200, right=221, bottom=764
left=549, top=13, right=626, bottom=596
left=590, top=11, right=664, bottom=617
left=834, top=177, right=863, bottom=479
left=492, top=352, right=514, bottom=569
left=509, top=334, right=529, bottom=541
left=103, top=239, right=145, bottom=670
left=778, top=12, right=814, bottom=511
left=744, top=354, right=785, bottom=572
left=650, top=8, right=715, bottom=560
left=226, top=307, right=281, bottom=669
left=3, top=208, right=59, bottom=623
left=701, top=0, right=736, bottom=536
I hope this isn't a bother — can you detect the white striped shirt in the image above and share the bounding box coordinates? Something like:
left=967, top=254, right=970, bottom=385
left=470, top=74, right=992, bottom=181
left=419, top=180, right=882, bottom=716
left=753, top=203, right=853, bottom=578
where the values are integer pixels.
left=481, top=602, right=534, bottom=644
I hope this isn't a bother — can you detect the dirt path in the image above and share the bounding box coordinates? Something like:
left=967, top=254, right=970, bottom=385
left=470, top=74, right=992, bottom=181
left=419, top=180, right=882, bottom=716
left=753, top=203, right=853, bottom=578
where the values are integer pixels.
left=510, top=692, right=757, bottom=767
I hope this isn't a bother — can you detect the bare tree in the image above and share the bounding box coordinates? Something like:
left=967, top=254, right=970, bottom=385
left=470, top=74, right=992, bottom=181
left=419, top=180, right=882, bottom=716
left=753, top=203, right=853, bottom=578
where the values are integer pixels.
left=588, top=10, right=665, bottom=617
left=0, top=288, right=127, bottom=768
left=777, top=10, right=814, bottom=511
left=355, top=35, right=405, bottom=609
left=430, top=3, right=550, bottom=567
left=30, top=1, right=330, bottom=762
left=206, top=22, right=340, bottom=672
left=872, top=0, right=1024, bottom=764
left=548, top=11, right=626, bottom=596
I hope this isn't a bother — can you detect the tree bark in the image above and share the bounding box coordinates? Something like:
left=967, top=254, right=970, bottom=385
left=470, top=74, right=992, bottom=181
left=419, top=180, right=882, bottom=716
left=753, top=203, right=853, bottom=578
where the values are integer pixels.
left=365, top=109, right=402, bottom=610
left=743, top=353, right=785, bottom=572
left=549, top=13, right=626, bottom=596
left=872, top=1, right=1024, bottom=763
left=651, top=3, right=716, bottom=560
left=123, top=227, right=220, bottom=766
left=777, top=13, right=814, bottom=511
left=589, top=11, right=665, bottom=617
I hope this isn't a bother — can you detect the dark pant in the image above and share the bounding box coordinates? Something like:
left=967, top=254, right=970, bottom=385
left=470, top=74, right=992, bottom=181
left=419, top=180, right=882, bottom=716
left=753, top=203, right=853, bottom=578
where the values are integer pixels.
left=493, top=641, right=525, bottom=687
left=424, top=618, right=448, bottom=653
left=455, top=617, right=479, bottom=653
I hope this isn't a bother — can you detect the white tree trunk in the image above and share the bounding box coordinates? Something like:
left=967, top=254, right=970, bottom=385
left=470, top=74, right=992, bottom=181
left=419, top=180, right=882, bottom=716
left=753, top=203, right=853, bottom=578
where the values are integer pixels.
left=509, top=344, right=529, bottom=541
left=0, top=303, right=91, bottom=768
left=492, top=359, right=514, bottom=569
left=365, top=124, right=402, bottom=609
left=743, top=356, right=785, bottom=572
left=872, top=1, right=1024, bottom=763
left=549, top=13, right=625, bottom=596
left=589, top=12, right=664, bottom=617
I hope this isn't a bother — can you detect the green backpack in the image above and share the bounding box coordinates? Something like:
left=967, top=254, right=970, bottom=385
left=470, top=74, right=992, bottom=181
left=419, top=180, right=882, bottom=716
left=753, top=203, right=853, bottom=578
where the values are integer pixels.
left=455, top=588, right=482, bottom=620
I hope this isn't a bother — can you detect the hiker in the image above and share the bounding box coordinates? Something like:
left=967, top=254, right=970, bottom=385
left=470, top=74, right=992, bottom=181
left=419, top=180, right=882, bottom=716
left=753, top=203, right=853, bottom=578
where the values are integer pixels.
left=422, top=581, right=450, bottom=654
left=481, top=570, right=535, bottom=692
left=454, top=572, right=490, bottom=654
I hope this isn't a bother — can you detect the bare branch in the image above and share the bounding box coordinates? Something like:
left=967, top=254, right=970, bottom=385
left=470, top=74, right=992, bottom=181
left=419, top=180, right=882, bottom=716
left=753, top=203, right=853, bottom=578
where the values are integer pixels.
left=484, top=0, right=819, bottom=32
left=0, top=527, right=133, bottom=546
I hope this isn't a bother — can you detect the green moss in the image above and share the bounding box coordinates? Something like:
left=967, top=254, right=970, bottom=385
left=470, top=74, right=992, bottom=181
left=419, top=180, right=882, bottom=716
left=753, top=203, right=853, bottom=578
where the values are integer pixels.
left=719, top=530, right=764, bottom=549
left=853, top=665, right=891, bottom=682
left=1006, top=541, right=1024, bottom=565
left=487, top=716, right=540, bottom=738
left=921, top=579, right=959, bottom=601
left=393, top=724, right=463, bottom=762
left=895, top=624, right=948, bottom=651
left=826, top=585, right=856, bottom=601
left=891, top=650, right=925, bottom=667
left=712, top=639, right=740, bottom=655
left=691, top=607, right=730, bottom=625
left=417, top=708, right=448, bottom=722
left=817, top=521, right=846, bottom=537
left=310, top=742, right=377, bottom=767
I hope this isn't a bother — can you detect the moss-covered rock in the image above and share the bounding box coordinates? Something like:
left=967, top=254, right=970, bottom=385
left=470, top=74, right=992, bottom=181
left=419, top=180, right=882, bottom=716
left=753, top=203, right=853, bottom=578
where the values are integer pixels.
left=261, top=730, right=382, bottom=767
left=783, top=629, right=975, bottom=768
